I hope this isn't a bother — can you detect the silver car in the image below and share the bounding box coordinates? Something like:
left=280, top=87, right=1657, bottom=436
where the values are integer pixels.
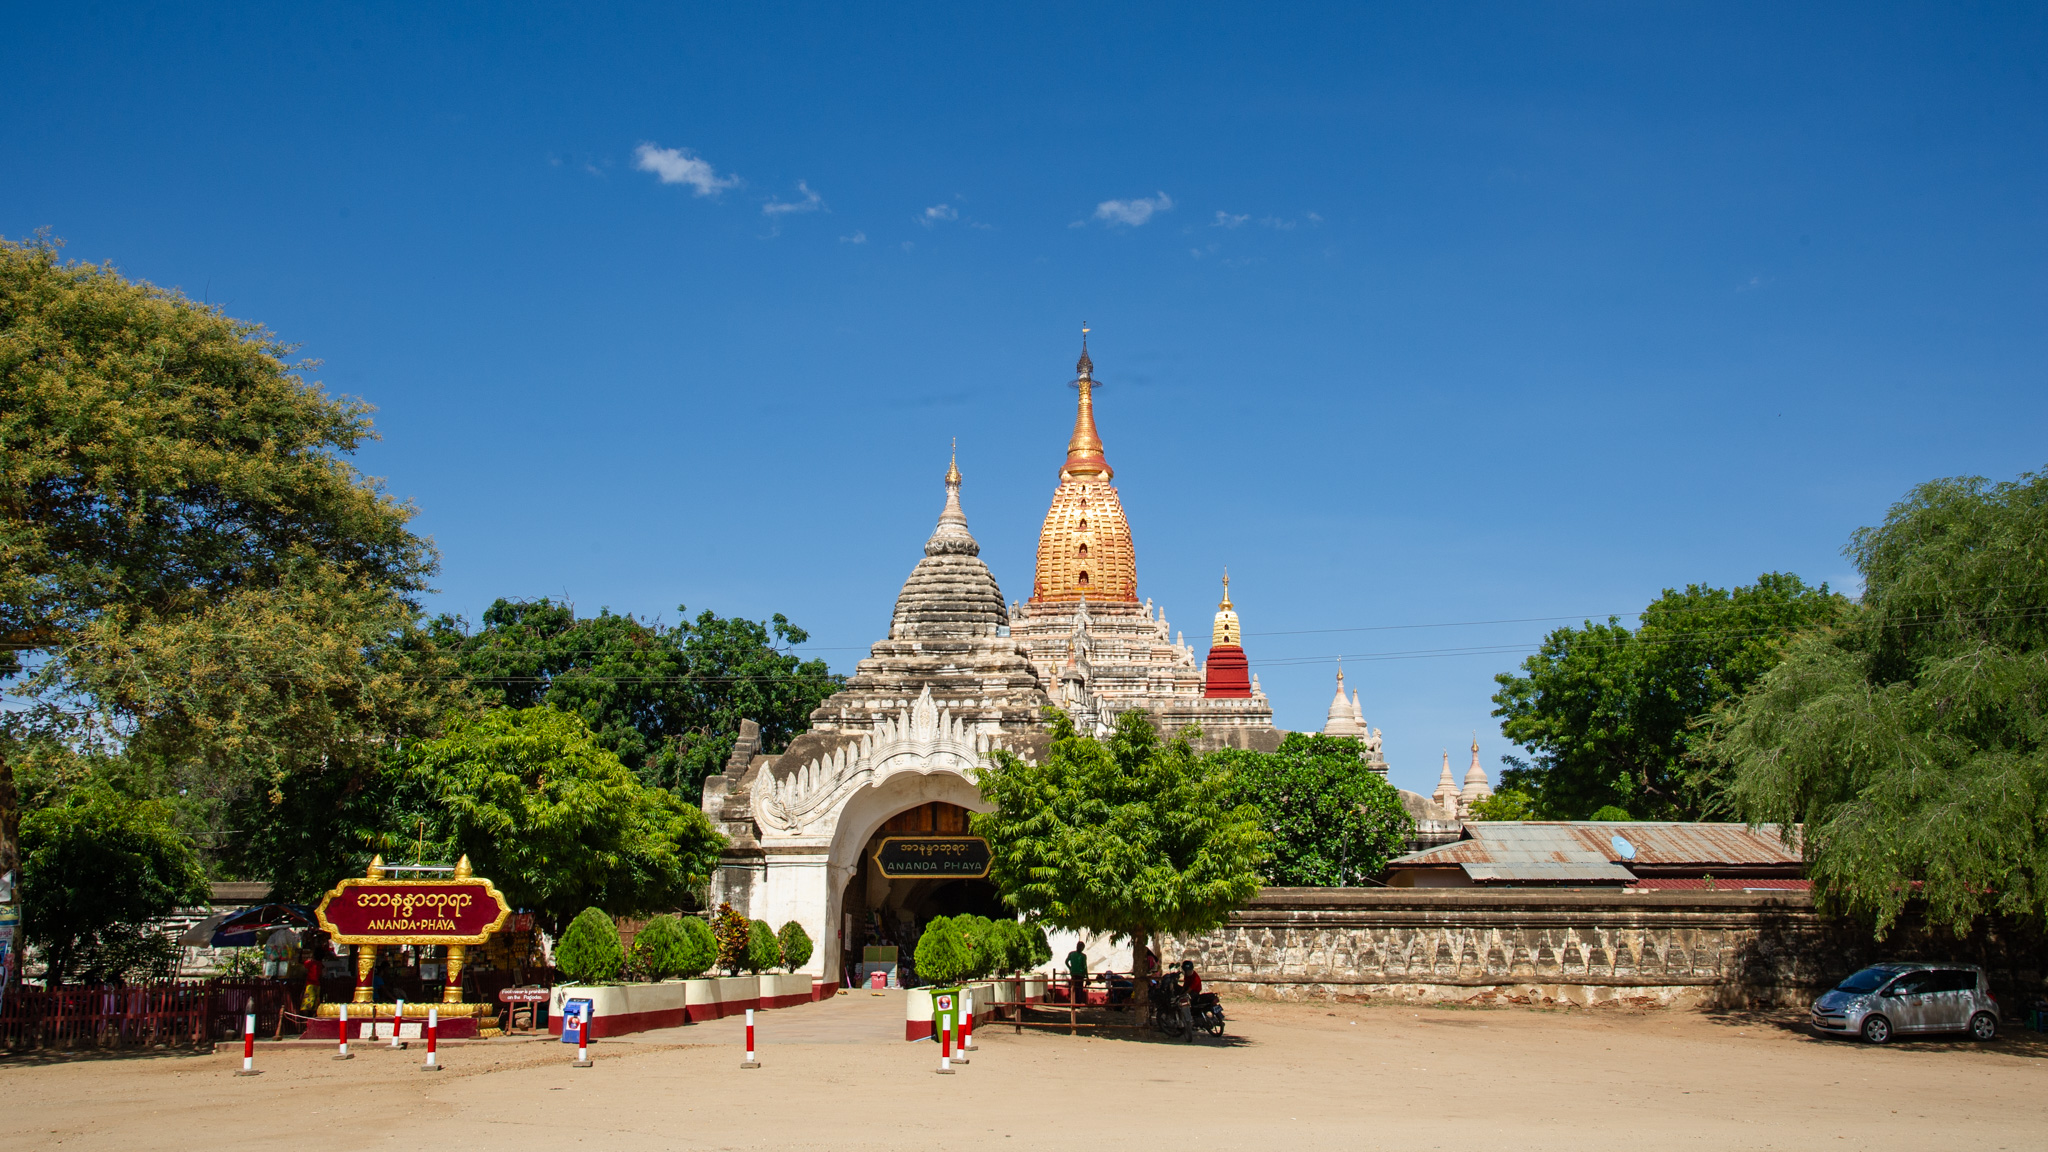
left=1810, top=962, right=2002, bottom=1044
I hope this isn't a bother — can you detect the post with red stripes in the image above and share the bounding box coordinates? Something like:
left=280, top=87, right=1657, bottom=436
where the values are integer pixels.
left=334, top=1003, right=353, bottom=1060
left=391, top=998, right=406, bottom=1048
left=936, top=1010, right=955, bottom=1075
left=741, top=1007, right=760, bottom=1068
left=420, top=1007, right=442, bottom=1071
left=572, top=1006, right=593, bottom=1068
left=235, top=1010, right=261, bottom=1076
left=961, top=987, right=976, bottom=1056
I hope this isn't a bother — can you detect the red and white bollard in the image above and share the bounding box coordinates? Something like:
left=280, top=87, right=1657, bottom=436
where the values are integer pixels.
left=572, top=1010, right=593, bottom=1068
left=741, top=1007, right=760, bottom=1068
left=960, top=988, right=975, bottom=1057
left=391, top=998, right=406, bottom=1048
left=420, top=1007, right=441, bottom=1071
left=936, top=1015, right=955, bottom=1075
left=334, top=1003, right=353, bottom=1060
left=235, top=1010, right=261, bottom=1076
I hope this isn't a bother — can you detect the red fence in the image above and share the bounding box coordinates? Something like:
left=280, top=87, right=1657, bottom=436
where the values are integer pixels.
left=0, top=981, right=300, bottom=1050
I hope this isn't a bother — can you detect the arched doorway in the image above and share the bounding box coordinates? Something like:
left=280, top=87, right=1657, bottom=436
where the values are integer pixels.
left=838, top=801, right=1001, bottom=986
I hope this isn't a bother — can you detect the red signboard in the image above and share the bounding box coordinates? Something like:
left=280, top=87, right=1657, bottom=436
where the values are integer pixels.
left=315, top=878, right=512, bottom=945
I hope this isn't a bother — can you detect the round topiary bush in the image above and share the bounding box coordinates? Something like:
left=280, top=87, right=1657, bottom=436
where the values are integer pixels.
left=676, top=915, right=717, bottom=978
left=629, top=915, right=700, bottom=982
left=745, top=919, right=781, bottom=974
left=913, top=914, right=966, bottom=986
left=556, top=907, right=623, bottom=985
left=776, top=920, right=813, bottom=972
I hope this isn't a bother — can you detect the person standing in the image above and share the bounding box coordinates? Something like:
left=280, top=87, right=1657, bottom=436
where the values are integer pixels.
left=1064, top=940, right=1089, bottom=1004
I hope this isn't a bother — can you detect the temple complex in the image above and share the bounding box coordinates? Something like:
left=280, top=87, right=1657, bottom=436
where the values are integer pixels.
left=703, top=335, right=1481, bottom=984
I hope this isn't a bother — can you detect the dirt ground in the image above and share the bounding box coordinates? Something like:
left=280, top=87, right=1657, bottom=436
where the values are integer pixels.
left=2, top=992, right=2042, bottom=1152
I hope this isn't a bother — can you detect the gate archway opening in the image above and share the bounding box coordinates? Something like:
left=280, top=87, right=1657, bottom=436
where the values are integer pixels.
left=838, top=801, right=1003, bottom=984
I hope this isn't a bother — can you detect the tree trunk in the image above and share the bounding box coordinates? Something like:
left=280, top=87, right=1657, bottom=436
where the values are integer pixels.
left=1130, top=929, right=1151, bottom=1012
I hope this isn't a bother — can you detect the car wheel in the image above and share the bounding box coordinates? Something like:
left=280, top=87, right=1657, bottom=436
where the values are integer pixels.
left=1969, top=1012, right=1998, bottom=1042
left=1860, top=1015, right=1892, bottom=1044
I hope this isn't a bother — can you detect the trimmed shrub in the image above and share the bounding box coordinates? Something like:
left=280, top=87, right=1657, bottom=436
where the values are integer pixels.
left=745, top=919, right=781, bottom=975
left=913, top=914, right=967, bottom=986
left=556, top=907, right=623, bottom=984
left=676, top=915, right=718, bottom=978
left=712, top=903, right=749, bottom=975
left=776, top=920, right=813, bottom=972
left=629, top=915, right=701, bottom=981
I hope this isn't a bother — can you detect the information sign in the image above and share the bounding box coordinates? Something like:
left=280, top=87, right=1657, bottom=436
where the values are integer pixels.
left=872, top=836, right=992, bottom=879
left=315, top=877, right=511, bottom=945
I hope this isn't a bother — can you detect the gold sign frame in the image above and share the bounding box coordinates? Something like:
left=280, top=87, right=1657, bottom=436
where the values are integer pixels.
left=315, top=875, right=513, bottom=946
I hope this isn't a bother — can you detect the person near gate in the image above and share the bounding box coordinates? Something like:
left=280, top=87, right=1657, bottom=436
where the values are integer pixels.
left=1065, top=941, right=1089, bottom=1005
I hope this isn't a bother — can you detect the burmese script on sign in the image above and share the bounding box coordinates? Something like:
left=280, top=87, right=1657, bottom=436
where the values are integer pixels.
left=315, top=879, right=512, bottom=945
left=873, top=836, right=992, bottom=879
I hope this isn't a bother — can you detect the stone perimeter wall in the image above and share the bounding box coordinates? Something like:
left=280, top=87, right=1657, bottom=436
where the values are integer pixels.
left=1169, top=889, right=2045, bottom=1010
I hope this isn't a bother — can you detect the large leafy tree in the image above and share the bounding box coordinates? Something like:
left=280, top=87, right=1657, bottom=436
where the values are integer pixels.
left=1491, top=573, right=1850, bottom=819
left=386, top=706, right=725, bottom=932
left=20, top=784, right=208, bottom=985
left=0, top=235, right=451, bottom=912
left=1716, top=469, right=2048, bottom=937
left=1209, top=733, right=1413, bottom=886
left=973, top=710, right=1266, bottom=1000
left=433, top=598, right=840, bottom=798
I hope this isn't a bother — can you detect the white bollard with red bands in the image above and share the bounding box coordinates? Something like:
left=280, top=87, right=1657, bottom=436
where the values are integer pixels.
left=334, top=1003, right=353, bottom=1060
left=420, top=1007, right=441, bottom=1071
left=936, top=1013, right=955, bottom=1074
left=741, top=1007, right=760, bottom=1069
left=235, top=1010, right=261, bottom=1076
left=572, top=1007, right=593, bottom=1068
left=391, top=998, right=406, bottom=1048
left=961, top=988, right=976, bottom=1054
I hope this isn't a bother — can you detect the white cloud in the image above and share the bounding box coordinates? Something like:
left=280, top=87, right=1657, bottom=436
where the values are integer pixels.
left=632, top=142, right=740, bottom=196
left=922, top=203, right=959, bottom=226
left=1093, top=192, right=1173, bottom=227
left=763, top=180, right=824, bottom=216
left=1259, top=215, right=1296, bottom=231
left=840, top=230, right=867, bottom=244
left=1212, top=211, right=1248, bottom=229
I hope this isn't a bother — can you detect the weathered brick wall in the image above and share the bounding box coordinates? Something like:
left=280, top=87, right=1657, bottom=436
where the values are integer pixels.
left=1169, top=889, right=2044, bottom=1009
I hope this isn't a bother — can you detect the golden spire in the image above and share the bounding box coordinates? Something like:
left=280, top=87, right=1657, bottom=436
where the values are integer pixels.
left=945, top=436, right=960, bottom=486
left=1211, top=569, right=1241, bottom=646
left=1062, top=325, right=1111, bottom=481
left=1219, top=567, right=1233, bottom=610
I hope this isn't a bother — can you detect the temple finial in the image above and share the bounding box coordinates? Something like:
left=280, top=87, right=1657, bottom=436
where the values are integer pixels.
left=1077, top=323, right=1093, bottom=378
left=1219, top=567, right=1232, bottom=611
left=1063, top=329, right=1110, bottom=480
left=946, top=436, right=960, bottom=486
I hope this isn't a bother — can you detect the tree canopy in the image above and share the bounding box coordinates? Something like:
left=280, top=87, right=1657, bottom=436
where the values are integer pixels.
left=974, top=710, right=1266, bottom=984
left=1716, top=469, right=2048, bottom=936
left=388, top=706, right=724, bottom=931
left=1209, top=733, right=1413, bottom=886
left=1491, top=573, right=1850, bottom=819
left=432, top=598, right=841, bottom=798
left=20, top=783, right=209, bottom=985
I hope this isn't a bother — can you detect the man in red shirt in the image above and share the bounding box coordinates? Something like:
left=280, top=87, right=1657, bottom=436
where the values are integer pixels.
left=1180, top=960, right=1203, bottom=998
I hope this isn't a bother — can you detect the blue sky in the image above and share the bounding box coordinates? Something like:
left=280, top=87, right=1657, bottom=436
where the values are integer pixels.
left=6, top=3, right=2044, bottom=798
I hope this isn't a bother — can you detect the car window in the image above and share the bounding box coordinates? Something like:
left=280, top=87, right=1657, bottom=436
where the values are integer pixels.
left=1930, top=970, right=1977, bottom=993
left=1885, top=971, right=1934, bottom=995
left=1835, top=967, right=1893, bottom=994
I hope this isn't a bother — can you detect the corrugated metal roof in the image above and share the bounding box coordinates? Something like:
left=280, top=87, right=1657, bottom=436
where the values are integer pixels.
left=1388, top=822, right=1801, bottom=869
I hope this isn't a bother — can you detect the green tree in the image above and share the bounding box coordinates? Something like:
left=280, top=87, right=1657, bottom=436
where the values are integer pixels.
left=0, top=235, right=457, bottom=913
left=1210, top=733, right=1413, bottom=886
left=556, top=907, right=624, bottom=984
left=1716, top=469, right=2048, bottom=936
left=745, top=919, right=781, bottom=975
left=913, top=914, right=968, bottom=986
left=386, top=707, right=724, bottom=932
left=1491, top=574, right=1850, bottom=819
left=973, top=710, right=1266, bottom=1003
left=775, top=920, right=813, bottom=973
left=1467, top=788, right=1539, bottom=821
left=432, top=599, right=842, bottom=799
left=675, top=916, right=718, bottom=979
left=20, top=784, right=208, bottom=985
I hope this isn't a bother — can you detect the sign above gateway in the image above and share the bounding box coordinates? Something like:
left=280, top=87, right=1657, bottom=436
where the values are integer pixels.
left=873, top=836, right=992, bottom=879
left=315, top=861, right=512, bottom=946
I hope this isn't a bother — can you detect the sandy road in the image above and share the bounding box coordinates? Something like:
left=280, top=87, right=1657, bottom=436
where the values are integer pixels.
left=2, top=993, right=2041, bottom=1152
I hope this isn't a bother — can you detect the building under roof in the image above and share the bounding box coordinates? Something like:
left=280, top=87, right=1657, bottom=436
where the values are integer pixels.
left=1383, top=821, right=1806, bottom=890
